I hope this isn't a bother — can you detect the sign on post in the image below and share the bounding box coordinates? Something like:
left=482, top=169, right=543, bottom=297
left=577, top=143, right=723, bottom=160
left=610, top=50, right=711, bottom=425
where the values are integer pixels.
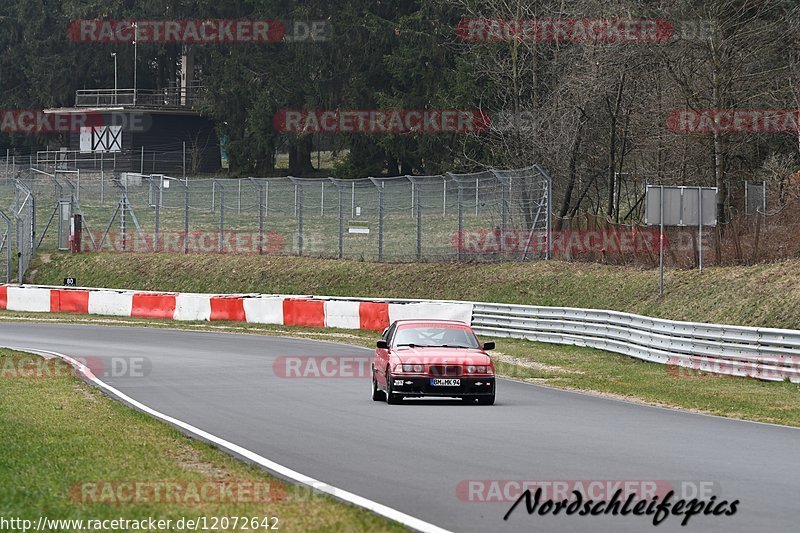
left=645, top=186, right=718, bottom=296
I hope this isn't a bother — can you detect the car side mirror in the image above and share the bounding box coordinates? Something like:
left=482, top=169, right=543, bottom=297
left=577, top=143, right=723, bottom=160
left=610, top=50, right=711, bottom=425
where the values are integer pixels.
left=376, top=340, right=388, bottom=349
left=483, top=341, right=495, bottom=351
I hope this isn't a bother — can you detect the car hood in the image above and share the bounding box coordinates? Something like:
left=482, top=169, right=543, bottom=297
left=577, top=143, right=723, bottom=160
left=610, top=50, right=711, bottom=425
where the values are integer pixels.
left=393, top=347, right=491, bottom=365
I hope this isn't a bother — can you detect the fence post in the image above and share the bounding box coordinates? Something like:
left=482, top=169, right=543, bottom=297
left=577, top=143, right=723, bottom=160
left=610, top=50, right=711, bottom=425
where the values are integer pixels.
left=121, top=190, right=127, bottom=251
left=153, top=176, right=161, bottom=252
left=475, top=177, right=479, bottom=216
left=258, top=183, right=265, bottom=254
left=100, top=152, right=104, bottom=205
left=183, top=179, right=189, bottom=254
left=247, top=177, right=265, bottom=255
left=457, top=181, right=463, bottom=261
left=370, top=178, right=384, bottom=262
left=328, top=177, right=344, bottom=259
left=442, top=180, right=447, bottom=217
left=413, top=178, right=421, bottom=260
left=297, top=183, right=303, bottom=256
left=219, top=186, right=225, bottom=252
left=500, top=177, right=508, bottom=254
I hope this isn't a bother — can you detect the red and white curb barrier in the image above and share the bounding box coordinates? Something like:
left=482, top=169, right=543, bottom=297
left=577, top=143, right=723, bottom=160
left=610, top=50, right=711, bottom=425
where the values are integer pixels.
left=0, top=285, right=473, bottom=331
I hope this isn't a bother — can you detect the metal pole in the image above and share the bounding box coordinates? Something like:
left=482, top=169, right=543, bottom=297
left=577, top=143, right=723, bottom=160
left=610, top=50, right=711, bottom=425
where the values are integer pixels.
left=659, top=186, right=665, bottom=297
left=443, top=180, right=446, bottom=217
left=211, top=180, right=215, bottom=212
left=182, top=141, right=186, bottom=180
left=475, top=177, right=479, bottom=216
left=112, top=53, right=117, bottom=104
left=258, top=184, right=264, bottom=254
left=698, top=187, right=703, bottom=272
left=184, top=180, right=189, bottom=254
left=351, top=181, right=355, bottom=218
left=546, top=171, right=552, bottom=260
left=297, top=184, right=303, bottom=256
left=500, top=178, right=508, bottom=254
left=338, top=187, right=343, bottom=259
left=415, top=182, right=421, bottom=260
left=140, top=146, right=144, bottom=174
left=238, top=180, right=241, bottom=215
left=154, top=177, right=161, bottom=252
left=133, top=22, right=137, bottom=106
left=320, top=181, right=324, bottom=217
left=377, top=182, right=384, bottom=262
left=411, top=182, right=415, bottom=218
left=457, top=183, right=463, bottom=261
left=219, top=187, right=225, bottom=253
left=100, top=151, right=104, bottom=205
left=121, top=192, right=127, bottom=251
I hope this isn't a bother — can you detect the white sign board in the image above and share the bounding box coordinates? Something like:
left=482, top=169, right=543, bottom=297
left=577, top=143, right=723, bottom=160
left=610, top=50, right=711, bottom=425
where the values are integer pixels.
left=79, top=126, right=122, bottom=153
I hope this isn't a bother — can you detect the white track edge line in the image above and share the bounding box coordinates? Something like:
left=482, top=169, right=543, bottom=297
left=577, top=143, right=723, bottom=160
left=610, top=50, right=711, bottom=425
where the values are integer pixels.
left=5, top=345, right=453, bottom=533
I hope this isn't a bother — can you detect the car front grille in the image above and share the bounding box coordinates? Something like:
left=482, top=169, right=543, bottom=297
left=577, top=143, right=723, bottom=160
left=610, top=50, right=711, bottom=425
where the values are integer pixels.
left=429, top=365, right=462, bottom=377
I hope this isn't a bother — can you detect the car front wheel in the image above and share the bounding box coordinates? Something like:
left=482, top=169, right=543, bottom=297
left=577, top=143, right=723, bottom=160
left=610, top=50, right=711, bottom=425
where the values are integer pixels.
left=385, top=367, right=403, bottom=404
left=371, top=367, right=386, bottom=401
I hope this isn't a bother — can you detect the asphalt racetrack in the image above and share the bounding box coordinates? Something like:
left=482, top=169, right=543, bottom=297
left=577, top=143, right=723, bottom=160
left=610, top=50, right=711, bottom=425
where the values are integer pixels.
left=2, top=322, right=797, bottom=533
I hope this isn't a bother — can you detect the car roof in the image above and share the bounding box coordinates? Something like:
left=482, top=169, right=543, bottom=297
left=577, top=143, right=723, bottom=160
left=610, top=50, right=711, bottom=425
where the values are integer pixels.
left=392, top=319, right=469, bottom=326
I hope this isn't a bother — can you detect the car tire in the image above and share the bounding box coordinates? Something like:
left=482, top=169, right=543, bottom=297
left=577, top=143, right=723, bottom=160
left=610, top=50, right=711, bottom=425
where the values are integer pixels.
left=371, top=367, right=386, bottom=401
left=385, top=368, right=403, bottom=404
left=477, top=394, right=495, bottom=405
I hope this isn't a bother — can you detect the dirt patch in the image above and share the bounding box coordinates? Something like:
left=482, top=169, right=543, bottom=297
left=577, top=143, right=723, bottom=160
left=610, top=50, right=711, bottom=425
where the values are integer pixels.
left=164, top=442, right=232, bottom=479
left=492, top=352, right=579, bottom=374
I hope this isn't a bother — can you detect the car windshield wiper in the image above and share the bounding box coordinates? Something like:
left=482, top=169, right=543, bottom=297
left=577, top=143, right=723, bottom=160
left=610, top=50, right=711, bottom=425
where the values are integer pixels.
left=424, top=344, right=473, bottom=349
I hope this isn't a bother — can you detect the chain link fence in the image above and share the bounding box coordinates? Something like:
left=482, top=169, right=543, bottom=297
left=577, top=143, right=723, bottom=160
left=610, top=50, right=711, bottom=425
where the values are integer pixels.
left=0, top=164, right=553, bottom=274
left=0, top=174, right=35, bottom=283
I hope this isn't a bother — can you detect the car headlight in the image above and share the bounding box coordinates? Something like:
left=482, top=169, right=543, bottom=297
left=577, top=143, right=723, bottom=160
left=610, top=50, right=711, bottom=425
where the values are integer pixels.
left=400, top=364, right=425, bottom=372
left=465, top=365, right=493, bottom=374
left=466, top=365, right=476, bottom=373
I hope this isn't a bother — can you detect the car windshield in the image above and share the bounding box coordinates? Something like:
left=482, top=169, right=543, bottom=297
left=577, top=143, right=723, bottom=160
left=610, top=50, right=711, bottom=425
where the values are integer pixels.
left=394, top=327, right=480, bottom=349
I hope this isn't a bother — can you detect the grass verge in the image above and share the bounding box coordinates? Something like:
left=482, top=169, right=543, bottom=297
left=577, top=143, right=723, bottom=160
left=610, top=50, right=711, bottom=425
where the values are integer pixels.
left=0, top=348, right=405, bottom=533
left=2, top=311, right=798, bottom=427
left=28, top=253, right=800, bottom=330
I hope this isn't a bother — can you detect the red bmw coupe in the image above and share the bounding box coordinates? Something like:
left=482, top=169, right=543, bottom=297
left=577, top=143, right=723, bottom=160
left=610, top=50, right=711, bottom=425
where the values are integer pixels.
left=371, top=319, right=496, bottom=405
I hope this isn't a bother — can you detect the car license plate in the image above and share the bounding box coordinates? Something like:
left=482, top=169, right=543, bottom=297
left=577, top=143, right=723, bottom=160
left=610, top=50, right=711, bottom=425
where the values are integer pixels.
left=430, top=378, right=460, bottom=386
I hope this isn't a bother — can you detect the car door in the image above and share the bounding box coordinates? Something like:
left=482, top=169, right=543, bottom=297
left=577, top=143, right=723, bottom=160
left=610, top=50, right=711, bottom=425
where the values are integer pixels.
left=375, top=322, right=396, bottom=386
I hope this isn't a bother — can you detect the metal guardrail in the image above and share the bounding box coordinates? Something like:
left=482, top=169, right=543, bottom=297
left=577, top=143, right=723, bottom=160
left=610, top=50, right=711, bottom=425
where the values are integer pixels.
left=470, top=303, right=800, bottom=383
